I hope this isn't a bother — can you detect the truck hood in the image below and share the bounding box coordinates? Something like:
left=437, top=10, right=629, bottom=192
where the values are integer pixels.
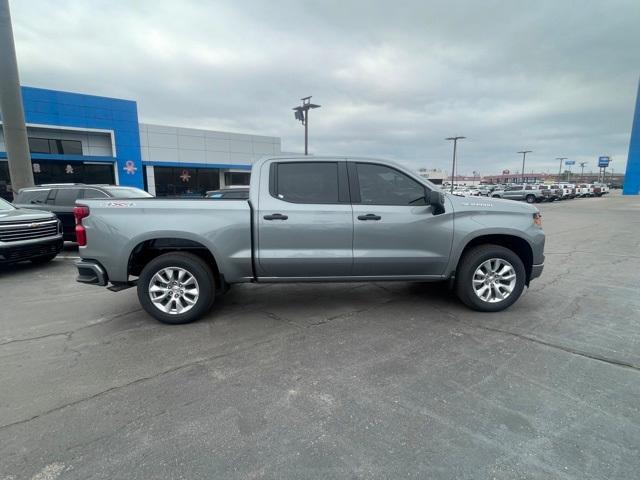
left=446, top=193, right=539, bottom=215
left=0, top=207, right=57, bottom=223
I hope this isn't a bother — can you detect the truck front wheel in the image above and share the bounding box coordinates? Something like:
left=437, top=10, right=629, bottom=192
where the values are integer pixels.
left=137, top=252, right=215, bottom=324
left=455, top=245, right=526, bottom=312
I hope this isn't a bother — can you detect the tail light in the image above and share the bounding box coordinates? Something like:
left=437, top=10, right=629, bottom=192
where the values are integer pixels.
left=74, top=205, right=90, bottom=246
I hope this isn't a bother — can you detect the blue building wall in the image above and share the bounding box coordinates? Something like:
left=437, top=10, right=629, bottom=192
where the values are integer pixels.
left=7, top=86, right=144, bottom=189
left=624, top=80, right=640, bottom=195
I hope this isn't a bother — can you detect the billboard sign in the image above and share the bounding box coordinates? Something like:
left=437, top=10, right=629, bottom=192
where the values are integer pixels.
left=565, top=160, right=575, bottom=166
left=598, top=156, right=610, bottom=168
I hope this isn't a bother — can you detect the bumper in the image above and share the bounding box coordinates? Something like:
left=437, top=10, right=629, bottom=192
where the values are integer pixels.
left=530, top=262, right=544, bottom=281
left=0, top=237, right=63, bottom=264
left=76, top=259, right=108, bottom=286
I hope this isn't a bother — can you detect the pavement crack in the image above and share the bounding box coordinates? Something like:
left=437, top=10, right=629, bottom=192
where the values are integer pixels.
left=0, top=336, right=275, bottom=432
left=0, top=331, right=71, bottom=347
left=470, top=323, right=640, bottom=372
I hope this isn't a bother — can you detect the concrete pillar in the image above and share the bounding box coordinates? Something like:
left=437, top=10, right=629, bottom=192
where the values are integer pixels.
left=0, top=0, right=34, bottom=198
left=624, top=79, right=640, bottom=195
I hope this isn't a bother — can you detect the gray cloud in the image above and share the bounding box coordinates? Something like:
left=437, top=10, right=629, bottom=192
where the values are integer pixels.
left=10, top=0, right=640, bottom=175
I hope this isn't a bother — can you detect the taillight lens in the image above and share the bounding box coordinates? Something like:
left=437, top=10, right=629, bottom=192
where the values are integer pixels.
left=74, top=205, right=90, bottom=246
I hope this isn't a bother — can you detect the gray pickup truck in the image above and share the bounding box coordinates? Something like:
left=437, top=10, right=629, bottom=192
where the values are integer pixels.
left=75, top=156, right=545, bottom=324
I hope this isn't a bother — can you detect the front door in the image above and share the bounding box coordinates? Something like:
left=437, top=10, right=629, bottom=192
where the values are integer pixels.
left=256, top=160, right=353, bottom=277
left=349, top=162, right=454, bottom=277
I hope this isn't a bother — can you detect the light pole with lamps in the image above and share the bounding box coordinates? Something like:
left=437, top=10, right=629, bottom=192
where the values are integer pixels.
left=556, top=157, right=567, bottom=181
left=292, top=96, right=321, bottom=155
left=446, top=136, right=465, bottom=193
left=518, top=150, right=532, bottom=183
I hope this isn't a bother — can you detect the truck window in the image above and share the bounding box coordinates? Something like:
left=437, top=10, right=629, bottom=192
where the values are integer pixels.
left=81, top=188, right=109, bottom=199
left=356, top=163, right=426, bottom=205
left=275, top=162, right=339, bottom=203
left=53, top=188, right=81, bottom=206
left=16, top=189, right=50, bottom=204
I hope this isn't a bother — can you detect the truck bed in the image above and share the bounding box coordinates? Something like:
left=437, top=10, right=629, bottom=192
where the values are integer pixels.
left=78, top=198, right=253, bottom=283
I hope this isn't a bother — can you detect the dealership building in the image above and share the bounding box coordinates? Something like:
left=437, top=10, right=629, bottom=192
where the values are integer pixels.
left=0, top=86, right=282, bottom=199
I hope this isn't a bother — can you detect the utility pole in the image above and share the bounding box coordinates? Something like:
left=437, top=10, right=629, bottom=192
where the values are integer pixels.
left=446, top=136, right=465, bottom=193
left=0, top=0, right=34, bottom=198
left=579, top=162, right=587, bottom=182
left=518, top=150, right=532, bottom=183
left=292, top=96, right=321, bottom=155
left=556, top=157, right=567, bottom=181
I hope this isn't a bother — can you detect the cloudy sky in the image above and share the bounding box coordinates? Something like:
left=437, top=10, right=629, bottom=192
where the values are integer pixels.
left=10, top=0, right=640, bottom=175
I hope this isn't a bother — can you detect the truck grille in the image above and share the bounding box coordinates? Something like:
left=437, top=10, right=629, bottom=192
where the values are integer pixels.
left=0, top=219, right=59, bottom=243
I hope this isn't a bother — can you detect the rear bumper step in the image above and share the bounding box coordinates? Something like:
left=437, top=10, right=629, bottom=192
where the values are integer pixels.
left=76, top=260, right=108, bottom=286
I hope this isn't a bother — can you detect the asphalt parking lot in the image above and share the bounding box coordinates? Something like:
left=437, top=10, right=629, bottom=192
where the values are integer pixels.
left=1, top=192, right=639, bottom=479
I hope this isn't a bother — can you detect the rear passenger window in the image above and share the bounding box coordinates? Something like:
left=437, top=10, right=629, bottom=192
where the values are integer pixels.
left=275, top=162, right=339, bottom=203
left=53, top=188, right=81, bottom=206
left=16, top=189, right=50, bottom=204
left=82, top=189, right=109, bottom=199
left=355, top=163, right=426, bottom=206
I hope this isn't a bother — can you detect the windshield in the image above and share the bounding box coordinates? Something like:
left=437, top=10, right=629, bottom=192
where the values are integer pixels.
left=0, top=198, right=15, bottom=211
left=103, top=187, right=153, bottom=198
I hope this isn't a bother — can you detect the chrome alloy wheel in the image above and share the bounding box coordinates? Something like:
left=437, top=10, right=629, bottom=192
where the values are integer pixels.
left=472, top=258, right=517, bottom=303
left=148, top=267, right=200, bottom=315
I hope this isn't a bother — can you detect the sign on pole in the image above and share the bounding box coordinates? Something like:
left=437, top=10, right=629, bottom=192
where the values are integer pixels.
left=565, top=160, right=576, bottom=166
left=598, top=156, right=610, bottom=168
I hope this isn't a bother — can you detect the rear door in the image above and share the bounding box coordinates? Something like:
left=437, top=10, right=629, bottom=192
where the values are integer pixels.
left=349, top=162, right=454, bottom=276
left=256, top=160, right=353, bottom=277
left=503, top=186, right=523, bottom=200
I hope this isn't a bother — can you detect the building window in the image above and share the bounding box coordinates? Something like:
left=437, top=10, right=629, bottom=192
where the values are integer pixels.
left=224, top=171, right=250, bottom=186
left=28, top=137, right=83, bottom=155
left=153, top=166, right=220, bottom=197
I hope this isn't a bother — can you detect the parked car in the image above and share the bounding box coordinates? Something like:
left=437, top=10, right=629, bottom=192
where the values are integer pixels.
left=206, top=188, right=250, bottom=200
left=576, top=184, right=595, bottom=197
left=14, top=184, right=153, bottom=241
left=558, top=184, right=576, bottom=199
left=592, top=183, right=610, bottom=196
left=0, top=197, right=63, bottom=264
left=75, top=155, right=545, bottom=324
left=491, top=185, right=545, bottom=203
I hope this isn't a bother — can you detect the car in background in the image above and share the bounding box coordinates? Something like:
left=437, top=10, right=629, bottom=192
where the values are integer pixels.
left=576, top=184, right=594, bottom=197
left=0, top=197, right=63, bottom=264
left=592, top=183, right=610, bottom=196
left=559, top=184, right=577, bottom=199
left=205, top=188, right=250, bottom=200
left=476, top=185, right=496, bottom=196
left=491, top=185, right=545, bottom=203
left=14, top=184, right=153, bottom=242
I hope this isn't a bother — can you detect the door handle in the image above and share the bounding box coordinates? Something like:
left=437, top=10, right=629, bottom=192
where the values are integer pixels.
left=357, top=214, right=381, bottom=221
left=263, top=213, right=288, bottom=220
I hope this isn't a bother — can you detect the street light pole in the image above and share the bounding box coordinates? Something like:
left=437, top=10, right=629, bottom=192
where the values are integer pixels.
left=556, top=157, right=567, bottom=181
left=446, top=136, right=465, bottom=193
left=579, top=162, right=587, bottom=182
left=517, top=150, right=532, bottom=183
left=293, top=96, right=321, bottom=155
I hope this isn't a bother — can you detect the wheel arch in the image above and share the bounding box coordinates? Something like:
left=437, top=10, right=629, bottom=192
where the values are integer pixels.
left=454, top=234, right=534, bottom=285
left=128, top=237, right=222, bottom=288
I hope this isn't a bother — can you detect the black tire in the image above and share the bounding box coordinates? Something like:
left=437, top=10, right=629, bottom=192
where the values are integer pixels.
left=455, top=244, right=526, bottom=312
left=30, top=253, right=58, bottom=264
left=525, top=194, right=536, bottom=204
left=492, top=194, right=501, bottom=198
left=137, top=252, right=215, bottom=324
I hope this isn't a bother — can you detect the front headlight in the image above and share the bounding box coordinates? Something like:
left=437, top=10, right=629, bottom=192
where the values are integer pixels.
left=533, top=212, right=542, bottom=228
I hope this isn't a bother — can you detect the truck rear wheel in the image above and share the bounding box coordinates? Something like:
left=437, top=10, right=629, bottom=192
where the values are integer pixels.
left=455, top=245, right=526, bottom=312
left=525, top=194, right=536, bottom=203
left=137, top=252, right=215, bottom=324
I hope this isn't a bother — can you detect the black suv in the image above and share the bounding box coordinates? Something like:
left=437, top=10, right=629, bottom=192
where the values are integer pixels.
left=14, top=184, right=152, bottom=241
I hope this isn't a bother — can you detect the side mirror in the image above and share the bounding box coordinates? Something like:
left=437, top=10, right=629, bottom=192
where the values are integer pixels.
left=429, top=190, right=445, bottom=215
